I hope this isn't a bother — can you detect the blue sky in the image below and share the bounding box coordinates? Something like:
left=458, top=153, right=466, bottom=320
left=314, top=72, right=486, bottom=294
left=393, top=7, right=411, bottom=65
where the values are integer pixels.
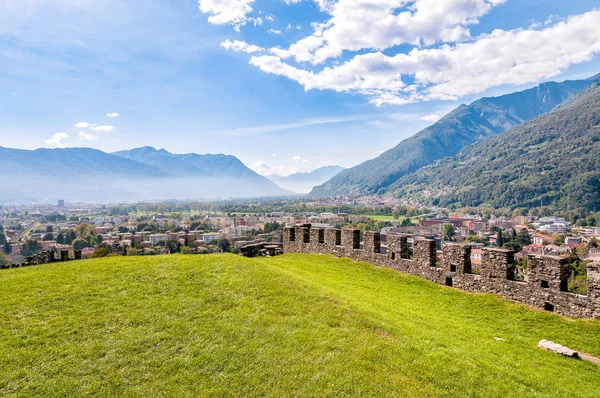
left=0, top=0, right=599, bottom=176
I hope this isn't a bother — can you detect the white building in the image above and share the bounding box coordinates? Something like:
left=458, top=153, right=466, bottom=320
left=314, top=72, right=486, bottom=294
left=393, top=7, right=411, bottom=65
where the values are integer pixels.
left=149, top=234, right=168, bottom=245
left=539, top=223, right=570, bottom=234
left=201, top=233, right=221, bottom=243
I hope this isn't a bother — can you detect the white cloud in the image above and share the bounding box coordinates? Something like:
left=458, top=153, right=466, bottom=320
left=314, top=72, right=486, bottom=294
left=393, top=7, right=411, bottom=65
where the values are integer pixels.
left=268, top=29, right=282, bottom=35
left=221, top=39, right=263, bottom=54
left=292, top=155, right=309, bottom=163
left=248, top=10, right=600, bottom=105
left=45, top=132, right=69, bottom=149
left=106, top=112, right=119, bottom=118
left=269, top=0, right=504, bottom=65
left=250, top=16, right=263, bottom=27
left=420, top=113, right=441, bottom=122
left=89, top=125, right=114, bottom=132
left=265, top=15, right=274, bottom=21
left=251, top=160, right=299, bottom=176
left=75, top=121, right=114, bottom=131
left=78, top=131, right=98, bottom=141
left=198, top=0, right=255, bottom=30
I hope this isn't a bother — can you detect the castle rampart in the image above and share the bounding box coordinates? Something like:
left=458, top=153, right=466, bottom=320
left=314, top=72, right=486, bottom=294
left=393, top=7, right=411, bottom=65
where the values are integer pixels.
left=284, top=225, right=600, bottom=319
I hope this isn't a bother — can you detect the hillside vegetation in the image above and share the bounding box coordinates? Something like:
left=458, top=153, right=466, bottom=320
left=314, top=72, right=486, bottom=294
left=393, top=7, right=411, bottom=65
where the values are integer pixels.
left=391, top=81, right=600, bottom=211
left=310, top=77, right=595, bottom=197
left=1, top=254, right=599, bottom=397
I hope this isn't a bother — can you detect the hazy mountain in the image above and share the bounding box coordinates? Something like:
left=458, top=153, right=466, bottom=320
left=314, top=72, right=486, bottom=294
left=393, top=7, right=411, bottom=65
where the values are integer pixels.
left=113, top=147, right=208, bottom=176
left=267, top=166, right=345, bottom=193
left=310, top=75, right=598, bottom=197
left=0, top=147, right=290, bottom=203
left=390, top=80, right=600, bottom=211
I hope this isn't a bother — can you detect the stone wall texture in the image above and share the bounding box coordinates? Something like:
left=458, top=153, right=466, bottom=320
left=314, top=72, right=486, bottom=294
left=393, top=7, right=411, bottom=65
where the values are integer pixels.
left=284, top=226, right=600, bottom=319
left=1, top=250, right=83, bottom=270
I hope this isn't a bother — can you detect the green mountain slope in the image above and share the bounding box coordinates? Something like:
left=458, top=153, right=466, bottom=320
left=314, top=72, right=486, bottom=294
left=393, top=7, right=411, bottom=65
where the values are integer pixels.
left=1, top=254, right=599, bottom=396
left=390, top=81, right=600, bottom=211
left=310, top=77, right=596, bottom=197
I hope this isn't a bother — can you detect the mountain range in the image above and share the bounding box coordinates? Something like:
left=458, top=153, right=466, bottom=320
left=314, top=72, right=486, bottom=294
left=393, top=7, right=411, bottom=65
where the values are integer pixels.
left=389, top=80, right=600, bottom=211
left=0, top=147, right=290, bottom=203
left=267, top=166, right=345, bottom=193
left=310, top=75, right=599, bottom=197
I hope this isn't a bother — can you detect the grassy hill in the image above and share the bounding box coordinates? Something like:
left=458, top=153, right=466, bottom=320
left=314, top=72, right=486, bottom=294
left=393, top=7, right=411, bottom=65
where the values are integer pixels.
left=1, top=254, right=599, bottom=397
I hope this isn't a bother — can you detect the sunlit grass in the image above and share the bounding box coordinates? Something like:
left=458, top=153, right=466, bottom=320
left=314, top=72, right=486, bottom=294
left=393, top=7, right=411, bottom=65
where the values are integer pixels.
left=1, top=253, right=599, bottom=397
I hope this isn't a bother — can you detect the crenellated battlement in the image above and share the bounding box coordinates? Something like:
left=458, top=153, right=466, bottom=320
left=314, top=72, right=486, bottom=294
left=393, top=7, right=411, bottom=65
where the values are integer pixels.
left=0, top=249, right=83, bottom=270
left=284, top=225, right=600, bottom=319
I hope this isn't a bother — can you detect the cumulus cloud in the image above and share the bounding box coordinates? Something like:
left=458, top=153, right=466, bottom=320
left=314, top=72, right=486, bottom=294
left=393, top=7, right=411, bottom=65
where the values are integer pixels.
left=90, top=125, right=114, bottom=132
left=106, top=112, right=119, bottom=118
left=198, top=0, right=255, bottom=30
left=269, top=0, right=504, bottom=65
left=248, top=10, right=600, bottom=105
left=78, top=131, right=98, bottom=141
left=292, top=155, right=309, bottom=163
left=268, top=29, right=282, bottom=35
left=207, top=1, right=600, bottom=105
left=251, top=160, right=299, bottom=176
left=45, top=132, right=69, bottom=149
left=76, top=122, right=114, bottom=132
left=420, top=113, right=441, bottom=122
left=75, top=121, right=118, bottom=131
left=221, top=39, right=263, bottom=54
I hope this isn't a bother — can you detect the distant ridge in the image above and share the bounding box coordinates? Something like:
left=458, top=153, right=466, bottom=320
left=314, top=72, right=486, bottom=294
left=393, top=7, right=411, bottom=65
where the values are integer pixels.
left=267, top=166, right=345, bottom=193
left=310, top=75, right=598, bottom=197
left=0, top=146, right=291, bottom=203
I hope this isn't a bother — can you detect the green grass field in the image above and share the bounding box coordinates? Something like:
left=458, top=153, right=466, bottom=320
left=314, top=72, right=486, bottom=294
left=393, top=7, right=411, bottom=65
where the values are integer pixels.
left=1, top=254, right=599, bottom=397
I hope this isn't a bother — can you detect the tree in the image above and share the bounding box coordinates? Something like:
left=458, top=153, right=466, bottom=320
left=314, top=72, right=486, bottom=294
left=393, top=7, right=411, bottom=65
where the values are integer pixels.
left=496, top=230, right=504, bottom=247
left=56, top=232, right=65, bottom=244
left=22, top=240, right=43, bottom=257
left=589, top=238, right=598, bottom=248
left=392, top=208, right=400, bottom=220
left=554, top=235, right=564, bottom=246
left=46, top=225, right=54, bottom=233
left=72, top=238, right=88, bottom=251
left=442, top=223, right=456, bottom=241
left=0, top=250, right=9, bottom=266
left=3, top=242, right=11, bottom=254
left=576, top=245, right=589, bottom=260
left=217, top=239, right=231, bottom=253
left=400, top=217, right=412, bottom=227
left=43, top=233, right=54, bottom=241
left=65, top=230, right=76, bottom=244
left=0, top=232, right=6, bottom=247
left=502, top=241, right=523, bottom=253
left=466, top=234, right=484, bottom=244
left=516, top=229, right=532, bottom=246
left=90, top=247, right=109, bottom=258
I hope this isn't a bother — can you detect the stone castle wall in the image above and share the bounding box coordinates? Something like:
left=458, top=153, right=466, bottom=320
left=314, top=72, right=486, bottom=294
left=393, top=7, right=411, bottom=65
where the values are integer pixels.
left=284, top=226, right=600, bottom=319
left=0, top=249, right=83, bottom=270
